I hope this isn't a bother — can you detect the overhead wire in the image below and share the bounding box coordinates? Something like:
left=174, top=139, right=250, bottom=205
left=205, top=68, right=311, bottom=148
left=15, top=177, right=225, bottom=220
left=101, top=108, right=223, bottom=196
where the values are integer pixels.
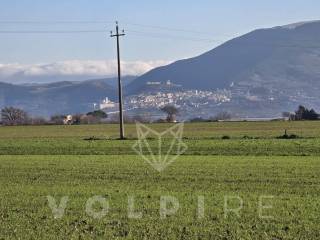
left=0, top=20, right=319, bottom=48
left=0, top=30, right=107, bottom=34
left=0, top=20, right=213, bottom=35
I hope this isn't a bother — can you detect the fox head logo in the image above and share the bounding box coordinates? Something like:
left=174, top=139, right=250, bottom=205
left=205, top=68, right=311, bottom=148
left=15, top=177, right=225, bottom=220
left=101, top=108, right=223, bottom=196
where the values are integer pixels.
left=132, top=123, right=188, bottom=172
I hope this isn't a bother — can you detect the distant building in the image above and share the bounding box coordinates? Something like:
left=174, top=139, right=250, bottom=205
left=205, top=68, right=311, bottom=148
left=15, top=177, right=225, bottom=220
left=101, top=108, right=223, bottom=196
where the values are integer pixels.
left=100, top=97, right=116, bottom=109
left=146, top=80, right=181, bottom=88
left=147, top=81, right=161, bottom=85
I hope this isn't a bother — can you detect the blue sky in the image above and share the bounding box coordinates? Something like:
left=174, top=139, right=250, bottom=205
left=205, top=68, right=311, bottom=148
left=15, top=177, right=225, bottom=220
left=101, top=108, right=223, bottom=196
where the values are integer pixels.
left=0, top=0, right=320, bottom=81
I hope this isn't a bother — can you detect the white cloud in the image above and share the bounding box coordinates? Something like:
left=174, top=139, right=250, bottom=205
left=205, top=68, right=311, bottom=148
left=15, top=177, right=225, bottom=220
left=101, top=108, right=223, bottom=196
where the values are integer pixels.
left=0, top=60, right=172, bottom=81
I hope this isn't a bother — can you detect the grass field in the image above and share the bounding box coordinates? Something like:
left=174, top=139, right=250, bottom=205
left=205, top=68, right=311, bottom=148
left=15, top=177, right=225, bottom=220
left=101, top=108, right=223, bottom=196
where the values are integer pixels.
left=0, top=122, right=320, bottom=239
left=1, top=121, right=320, bottom=139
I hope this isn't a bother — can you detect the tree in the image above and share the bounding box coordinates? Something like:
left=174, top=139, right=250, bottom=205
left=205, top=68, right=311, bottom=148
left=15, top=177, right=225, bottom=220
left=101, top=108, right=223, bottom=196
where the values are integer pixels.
left=81, top=110, right=108, bottom=124
left=295, top=105, right=306, bottom=120
left=72, top=114, right=82, bottom=125
left=308, top=109, right=319, bottom=120
left=86, top=110, right=108, bottom=119
left=30, top=117, right=47, bottom=125
left=50, top=115, right=66, bottom=125
left=189, top=117, right=210, bottom=123
left=160, top=105, right=179, bottom=122
left=211, top=112, right=232, bottom=121
left=1, top=107, right=29, bottom=125
left=294, top=105, right=319, bottom=120
left=282, top=112, right=296, bottom=121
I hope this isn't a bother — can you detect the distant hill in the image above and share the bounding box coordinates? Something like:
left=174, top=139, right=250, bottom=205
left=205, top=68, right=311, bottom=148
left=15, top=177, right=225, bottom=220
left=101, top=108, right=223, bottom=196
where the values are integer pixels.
left=128, top=21, right=320, bottom=93
left=0, top=77, right=129, bottom=116
left=1, top=72, right=138, bottom=86
left=125, top=21, right=320, bottom=116
left=19, top=75, right=137, bottom=88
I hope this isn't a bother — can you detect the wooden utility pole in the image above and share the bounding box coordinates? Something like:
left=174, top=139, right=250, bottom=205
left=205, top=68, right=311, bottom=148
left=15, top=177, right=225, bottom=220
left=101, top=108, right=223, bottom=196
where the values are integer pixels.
left=110, top=21, right=125, bottom=139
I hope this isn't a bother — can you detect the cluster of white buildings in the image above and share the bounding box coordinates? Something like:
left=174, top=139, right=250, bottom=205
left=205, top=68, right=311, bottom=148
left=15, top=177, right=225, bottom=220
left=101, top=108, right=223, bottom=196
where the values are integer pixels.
left=93, top=79, right=232, bottom=113
left=126, top=89, right=231, bottom=109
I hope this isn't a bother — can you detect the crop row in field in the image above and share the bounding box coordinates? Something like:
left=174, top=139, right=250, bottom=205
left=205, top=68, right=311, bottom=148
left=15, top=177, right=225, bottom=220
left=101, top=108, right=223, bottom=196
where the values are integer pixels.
left=1, top=121, right=320, bottom=139
left=0, top=155, right=319, bottom=239
left=0, top=138, right=319, bottom=156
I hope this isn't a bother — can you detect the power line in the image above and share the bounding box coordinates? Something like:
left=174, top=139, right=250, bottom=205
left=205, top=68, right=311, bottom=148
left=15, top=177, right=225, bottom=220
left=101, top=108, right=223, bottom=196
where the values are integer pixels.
left=0, top=30, right=106, bottom=34
left=126, top=30, right=219, bottom=42
left=0, top=28, right=222, bottom=43
left=0, top=19, right=214, bottom=35
left=0, top=26, right=319, bottom=49
left=0, top=20, right=113, bottom=24
left=122, top=22, right=212, bottom=36
left=0, top=19, right=236, bottom=41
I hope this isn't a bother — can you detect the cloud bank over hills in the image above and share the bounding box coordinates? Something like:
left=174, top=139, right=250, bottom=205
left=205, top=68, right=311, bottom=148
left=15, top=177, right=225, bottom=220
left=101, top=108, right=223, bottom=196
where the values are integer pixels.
left=0, top=60, right=171, bottom=84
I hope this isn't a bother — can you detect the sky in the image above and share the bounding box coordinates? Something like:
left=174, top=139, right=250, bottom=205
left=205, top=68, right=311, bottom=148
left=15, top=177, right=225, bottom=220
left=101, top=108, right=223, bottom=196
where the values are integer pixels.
left=1, top=0, right=320, bottom=82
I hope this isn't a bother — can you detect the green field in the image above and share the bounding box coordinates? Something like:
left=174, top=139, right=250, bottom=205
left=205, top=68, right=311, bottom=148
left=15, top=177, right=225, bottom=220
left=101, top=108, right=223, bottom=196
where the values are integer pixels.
left=1, top=122, right=320, bottom=239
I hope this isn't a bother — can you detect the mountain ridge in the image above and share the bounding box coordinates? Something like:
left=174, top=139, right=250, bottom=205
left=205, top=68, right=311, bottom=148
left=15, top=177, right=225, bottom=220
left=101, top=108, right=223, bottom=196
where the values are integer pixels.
left=0, top=77, right=130, bottom=116
left=127, top=20, right=320, bottom=94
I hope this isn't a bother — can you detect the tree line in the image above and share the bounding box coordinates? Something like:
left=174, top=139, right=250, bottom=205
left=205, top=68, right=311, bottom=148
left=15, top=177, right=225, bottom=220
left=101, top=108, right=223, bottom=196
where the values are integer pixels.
left=1, top=104, right=319, bottom=126
left=0, top=105, right=179, bottom=126
left=282, top=105, right=319, bottom=121
left=0, top=107, right=109, bottom=126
